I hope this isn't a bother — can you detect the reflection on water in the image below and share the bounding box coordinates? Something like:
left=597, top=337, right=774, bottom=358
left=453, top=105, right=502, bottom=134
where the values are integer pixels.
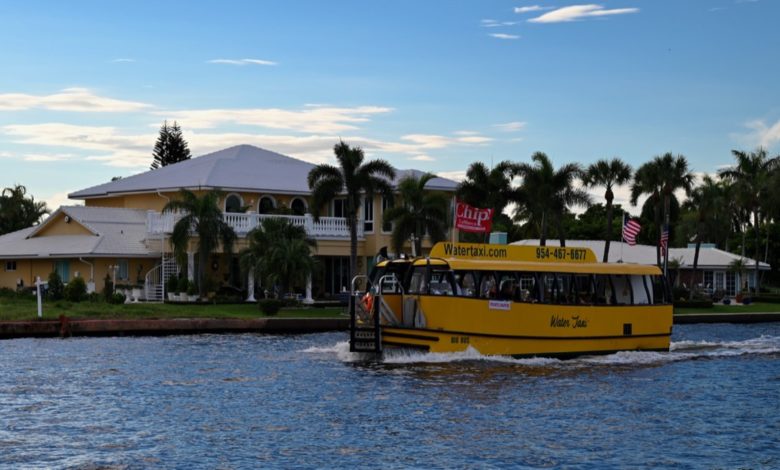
left=0, top=323, right=778, bottom=469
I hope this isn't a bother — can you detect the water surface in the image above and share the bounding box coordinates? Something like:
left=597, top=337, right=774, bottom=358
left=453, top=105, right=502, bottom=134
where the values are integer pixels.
left=1, top=323, right=778, bottom=469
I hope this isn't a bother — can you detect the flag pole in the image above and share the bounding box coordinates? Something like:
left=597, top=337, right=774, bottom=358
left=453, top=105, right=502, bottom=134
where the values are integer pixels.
left=619, top=213, right=625, bottom=263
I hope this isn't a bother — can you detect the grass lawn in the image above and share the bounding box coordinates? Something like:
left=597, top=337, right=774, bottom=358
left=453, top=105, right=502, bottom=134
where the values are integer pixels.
left=675, top=302, right=780, bottom=315
left=0, top=296, right=346, bottom=322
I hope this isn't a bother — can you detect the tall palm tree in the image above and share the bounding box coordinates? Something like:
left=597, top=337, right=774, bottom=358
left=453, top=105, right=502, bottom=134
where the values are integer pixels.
left=583, top=158, right=633, bottom=262
left=456, top=160, right=518, bottom=214
left=163, top=189, right=237, bottom=296
left=513, top=152, right=591, bottom=246
left=683, top=175, right=724, bottom=298
left=718, top=148, right=780, bottom=294
left=631, top=153, right=694, bottom=267
left=383, top=173, right=450, bottom=256
left=308, top=141, right=396, bottom=289
left=240, top=218, right=317, bottom=299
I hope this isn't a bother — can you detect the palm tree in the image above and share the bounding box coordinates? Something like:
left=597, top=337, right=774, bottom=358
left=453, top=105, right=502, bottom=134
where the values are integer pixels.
left=308, top=141, right=396, bottom=289
left=718, top=148, right=780, bottom=294
left=456, top=160, right=518, bottom=214
left=163, top=189, right=237, bottom=297
left=684, top=175, right=724, bottom=299
left=240, top=218, right=317, bottom=299
left=0, top=184, right=49, bottom=235
left=631, top=153, right=694, bottom=267
left=383, top=173, right=450, bottom=256
left=513, top=152, right=591, bottom=246
left=583, top=158, right=633, bottom=262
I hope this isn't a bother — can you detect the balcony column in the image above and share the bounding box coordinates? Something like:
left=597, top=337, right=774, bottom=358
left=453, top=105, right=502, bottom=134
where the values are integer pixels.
left=246, top=271, right=256, bottom=302
left=187, top=252, right=195, bottom=282
left=304, top=274, right=314, bottom=305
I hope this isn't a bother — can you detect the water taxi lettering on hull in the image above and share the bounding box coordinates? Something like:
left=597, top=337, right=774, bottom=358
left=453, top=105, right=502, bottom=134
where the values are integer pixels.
left=351, top=242, right=673, bottom=358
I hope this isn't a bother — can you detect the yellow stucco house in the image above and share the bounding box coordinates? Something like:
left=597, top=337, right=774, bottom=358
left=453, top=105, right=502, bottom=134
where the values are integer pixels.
left=0, top=145, right=458, bottom=302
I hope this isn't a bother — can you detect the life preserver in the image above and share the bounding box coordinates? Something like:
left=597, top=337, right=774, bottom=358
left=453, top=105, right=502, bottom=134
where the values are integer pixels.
left=361, top=292, right=374, bottom=312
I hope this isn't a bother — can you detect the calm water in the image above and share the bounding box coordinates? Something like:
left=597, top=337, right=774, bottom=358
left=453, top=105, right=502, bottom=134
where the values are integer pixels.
left=1, top=323, right=779, bottom=469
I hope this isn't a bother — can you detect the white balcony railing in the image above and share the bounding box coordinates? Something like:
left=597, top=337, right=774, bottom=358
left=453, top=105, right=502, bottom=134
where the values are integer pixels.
left=146, top=210, right=364, bottom=240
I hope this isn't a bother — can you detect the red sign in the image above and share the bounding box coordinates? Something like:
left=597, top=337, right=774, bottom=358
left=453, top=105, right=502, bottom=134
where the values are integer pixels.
left=455, top=200, right=494, bottom=233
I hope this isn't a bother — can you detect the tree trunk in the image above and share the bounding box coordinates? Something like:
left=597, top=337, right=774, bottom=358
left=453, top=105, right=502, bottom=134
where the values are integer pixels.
left=557, top=216, right=566, bottom=248
left=540, top=212, right=547, bottom=246
left=198, top=250, right=206, bottom=297
left=689, top=233, right=701, bottom=301
left=603, top=194, right=614, bottom=263
left=349, top=213, right=358, bottom=294
left=754, top=210, right=760, bottom=294
left=663, top=193, right=671, bottom=275
left=654, top=197, right=661, bottom=267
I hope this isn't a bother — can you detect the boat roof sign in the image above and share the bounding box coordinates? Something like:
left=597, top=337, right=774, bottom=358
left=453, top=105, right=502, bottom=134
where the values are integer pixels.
left=430, top=242, right=598, bottom=264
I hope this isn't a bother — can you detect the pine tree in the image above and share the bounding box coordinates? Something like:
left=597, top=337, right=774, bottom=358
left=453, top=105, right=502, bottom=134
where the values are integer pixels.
left=150, top=120, right=192, bottom=169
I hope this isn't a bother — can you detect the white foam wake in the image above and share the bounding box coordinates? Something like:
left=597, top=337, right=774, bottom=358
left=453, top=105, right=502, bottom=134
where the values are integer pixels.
left=302, top=335, right=780, bottom=366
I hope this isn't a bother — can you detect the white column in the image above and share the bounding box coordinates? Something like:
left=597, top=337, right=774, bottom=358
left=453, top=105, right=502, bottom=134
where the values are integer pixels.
left=304, top=274, right=314, bottom=305
left=187, top=252, right=195, bottom=282
left=246, top=271, right=256, bottom=302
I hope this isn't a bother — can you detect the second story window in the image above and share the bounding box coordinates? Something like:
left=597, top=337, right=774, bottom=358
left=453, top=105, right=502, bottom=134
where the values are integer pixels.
left=291, top=197, right=307, bottom=216
left=382, top=197, right=393, bottom=233
left=225, top=194, right=243, bottom=213
left=332, top=198, right=346, bottom=218
left=364, top=197, right=374, bottom=232
left=259, top=196, right=276, bottom=214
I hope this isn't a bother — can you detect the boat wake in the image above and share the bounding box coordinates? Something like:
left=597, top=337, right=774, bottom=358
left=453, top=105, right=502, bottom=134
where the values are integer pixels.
left=302, top=335, right=780, bottom=367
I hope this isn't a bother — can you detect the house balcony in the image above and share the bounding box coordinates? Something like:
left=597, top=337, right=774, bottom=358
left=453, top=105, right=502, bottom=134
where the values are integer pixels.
left=146, top=211, right=364, bottom=240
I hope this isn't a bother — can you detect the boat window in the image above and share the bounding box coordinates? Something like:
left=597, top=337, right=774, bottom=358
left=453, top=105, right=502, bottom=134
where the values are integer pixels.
left=611, top=275, right=632, bottom=305
left=407, top=267, right=426, bottom=294
left=650, top=275, right=670, bottom=304
left=593, top=274, right=616, bottom=305
left=631, top=275, right=650, bottom=304
left=456, top=271, right=477, bottom=297
left=497, top=273, right=516, bottom=300
left=479, top=272, right=497, bottom=299
left=516, top=272, right=537, bottom=302
left=573, top=274, right=594, bottom=305
left=429, top=269, right=455, bottom=296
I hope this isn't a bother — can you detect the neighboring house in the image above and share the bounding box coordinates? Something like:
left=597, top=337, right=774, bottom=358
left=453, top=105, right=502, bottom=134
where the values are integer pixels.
left=0, top=144, right=458, bottom=300
left=512, top=239, right=770, bottom=297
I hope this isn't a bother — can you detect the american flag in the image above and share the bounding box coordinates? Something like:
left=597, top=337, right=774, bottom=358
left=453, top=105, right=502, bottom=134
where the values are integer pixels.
left=622, top=215, right=641, bottom=246
left=660, top=225, right=669, bottom=256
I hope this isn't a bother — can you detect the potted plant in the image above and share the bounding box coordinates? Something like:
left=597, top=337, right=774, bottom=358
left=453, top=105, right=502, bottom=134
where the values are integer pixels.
left=177, top=278, right=189, bottom=302
left=166, top=275, right=178, bottom=302
left=131, top=284, right=143, bottom=303
left=187, top=282, right=199, bottom=302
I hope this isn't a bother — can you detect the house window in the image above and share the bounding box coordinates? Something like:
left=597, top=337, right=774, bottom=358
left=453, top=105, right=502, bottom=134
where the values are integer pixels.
left=117, top=259, right=129, bottom=281
left=725, top=272, right=736, bottom=296
left=703, top=271, right=713, bottom=290
left=291, top=197, right=307, bottom=216
left=54, top=260, right=70, bottom=282
left=5, top=261, right=16, bottom=272
left=382, top=196, right=393, bottom=233
left=225, top=194, right=243, bottom=213
left=364, top=197, right=374, bottom=233
left=332, top=198, right=346, bottom=218
left=258, top=196, right=276, bottom=214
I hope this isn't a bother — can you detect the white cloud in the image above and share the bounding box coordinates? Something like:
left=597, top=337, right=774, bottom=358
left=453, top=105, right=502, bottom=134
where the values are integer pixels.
left=110, top=58, right=135, bottom=63
left=514, top=6, right=552, bottom=14
left=0, top=88, right=151, bottom=112
left=23, top=153, right=76, bottom=162
left=156, top=105, right=393, bottom=133
left=493, top=121, right=527, bottom=132
left=208, top=58, right=277, bottom=66
left=42, top=190, right=79, bottom=210
left=741, top=119, right=780, bottom=148
left=489, top=33, right=520, bottom=40
left=453, top=130, right=479, bottom=136
left=480, top=19, right=518, bottom=27
left=528, top=4, right=639, bottom=23
left=437, top=170, right=467, bottom=182
left=410, top=155, right=435, bottom=161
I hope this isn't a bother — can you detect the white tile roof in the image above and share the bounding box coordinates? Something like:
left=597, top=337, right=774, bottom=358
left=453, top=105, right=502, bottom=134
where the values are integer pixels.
left=69, top=144, right=459, bottom=199
left=512, top=239, right=770, bottom=270
left=0, top=206, right=156, bottom=259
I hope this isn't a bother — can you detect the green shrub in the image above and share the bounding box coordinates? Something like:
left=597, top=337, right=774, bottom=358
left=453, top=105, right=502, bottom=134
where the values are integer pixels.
left=187, top=282, right=198, bottom=296
left=47, top=271, right=64, bottom=301
left=166, top=275, right=178, bottom=295
left=672, top=286, right=690, bottom=301
left=63, top=277, right=88, bottom=302
left=258, top=299, right=282, bottom=315
left=109, top=292, right=126, bottom=304
left=178, top=278, right=189, bottom=294
left=87, top=292, right=102, bottom=303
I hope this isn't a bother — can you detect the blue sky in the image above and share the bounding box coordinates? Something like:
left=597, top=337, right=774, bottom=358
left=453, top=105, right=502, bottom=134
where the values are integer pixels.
left=1, top=0, right=779, bottom=212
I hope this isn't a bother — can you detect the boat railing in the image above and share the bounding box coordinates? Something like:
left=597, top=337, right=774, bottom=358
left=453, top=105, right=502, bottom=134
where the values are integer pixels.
left=349, top=275, right=382, bottom=354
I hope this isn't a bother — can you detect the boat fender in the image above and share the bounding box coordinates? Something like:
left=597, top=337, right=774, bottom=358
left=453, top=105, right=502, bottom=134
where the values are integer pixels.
left=361, top=292, right=374, bottom=312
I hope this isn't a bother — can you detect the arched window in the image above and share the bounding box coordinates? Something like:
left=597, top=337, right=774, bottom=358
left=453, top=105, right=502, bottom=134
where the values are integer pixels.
left=290, top=197, right=307, bottom=216
left=225, top=193, right=243, bottom=213
left=258, top=196, right=276, bottom=214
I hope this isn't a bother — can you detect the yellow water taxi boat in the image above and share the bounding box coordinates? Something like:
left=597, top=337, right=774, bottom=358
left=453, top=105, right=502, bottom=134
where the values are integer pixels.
left=349, top=242, right=673, bottom=358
